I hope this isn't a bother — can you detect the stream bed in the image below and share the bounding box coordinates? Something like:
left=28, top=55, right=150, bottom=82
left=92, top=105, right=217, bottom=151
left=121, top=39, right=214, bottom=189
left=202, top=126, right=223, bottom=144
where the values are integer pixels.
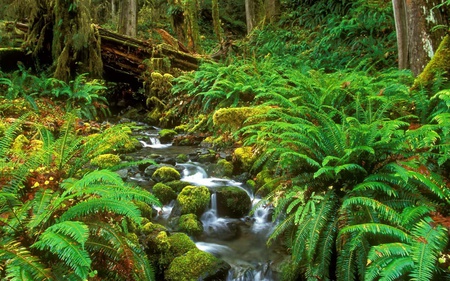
left=125, top=126, right=287, bottom=281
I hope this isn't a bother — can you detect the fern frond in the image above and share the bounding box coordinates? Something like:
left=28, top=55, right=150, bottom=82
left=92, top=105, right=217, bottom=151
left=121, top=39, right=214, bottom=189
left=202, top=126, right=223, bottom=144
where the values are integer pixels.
left=410, top=217, right=449, bottom=281
left=339, top=223, right=411, bottom=243
left=27, top=189, right=56, bottom=230
left=0, top=240, right=53, bottom=280
left=32, top=222, right=91, bottom=279
left=342, top=197, right=402, bottom=225
left=267, top=214, right=294, bottom=246
left=60, top=198, right=143, bottom=224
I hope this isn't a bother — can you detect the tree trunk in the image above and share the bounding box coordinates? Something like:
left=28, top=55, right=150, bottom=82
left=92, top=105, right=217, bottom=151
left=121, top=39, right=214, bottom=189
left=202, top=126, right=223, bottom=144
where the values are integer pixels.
left=393, top=0, right=448, bottom=76
left=118, top=0, right=137, bottom=37
left=264, top=0, right=280, bottom=23
left=392, top=0, right=408, bottom=69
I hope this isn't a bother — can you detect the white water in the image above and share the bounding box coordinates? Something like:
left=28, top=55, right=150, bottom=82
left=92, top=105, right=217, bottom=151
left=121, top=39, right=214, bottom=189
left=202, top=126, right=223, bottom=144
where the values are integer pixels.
left=180, top=163, right=278, bottom=281
left=139, top=130, right=172, bottom=148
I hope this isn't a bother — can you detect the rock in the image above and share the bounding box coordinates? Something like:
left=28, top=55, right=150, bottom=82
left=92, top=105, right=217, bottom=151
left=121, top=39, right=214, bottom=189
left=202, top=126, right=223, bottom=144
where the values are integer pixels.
left=210, top=159, right=234, bottom=178
left=158, top=129, right=177, bottom=144
left=176, top=185, right=210, bottom=216
left=177, top=213, right=203, bottom=236
left=165, top=248, right=230, bottom=281
left=152, top=182, right=177, bottom=205
left=115, top=168, right=129, bottom=179
left=215, top=186, right=252, bottom=218
left=151, top=166, right=181, bottom=182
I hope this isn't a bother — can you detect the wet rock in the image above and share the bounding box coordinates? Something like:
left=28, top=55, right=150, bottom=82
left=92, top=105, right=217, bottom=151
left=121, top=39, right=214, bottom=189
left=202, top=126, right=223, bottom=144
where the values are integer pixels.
left=215, top=186, right=252, bottom=218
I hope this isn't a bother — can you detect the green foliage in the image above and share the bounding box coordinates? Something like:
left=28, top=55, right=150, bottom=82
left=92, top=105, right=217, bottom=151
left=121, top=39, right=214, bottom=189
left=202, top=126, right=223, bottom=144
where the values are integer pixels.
left=0, top=69, right=109, bottom=120
left=0, top=168, right=161, bottom=280
left=177, top=185, right=210, bottom=216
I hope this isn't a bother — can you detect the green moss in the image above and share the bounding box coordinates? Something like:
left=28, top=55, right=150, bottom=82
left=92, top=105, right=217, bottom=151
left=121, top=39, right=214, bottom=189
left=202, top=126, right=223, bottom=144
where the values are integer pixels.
left=213, top=106, right=270, bottom=131
left=176, top=154, right=189, bottom=163
left=216, top=186, right=251, bottom=218
left=165, top=249, right=223, bottom=281
left=255, top=168, right=276, bottom=196
left=12, top=134, right=29, bottom=155
left=158, top=232, right=196, bottom=268
left=141, top=222, right=167, bottom=235
left=152, top=166, right=181, bottom=182
left=413, top=35, right=450, bottom=91
left=90, top=153, right=121, bottom=168
left=178, top=214, right=203, bottom=236
left=177, top=185, right=210, bottom=215
left=159, top=129, right=177, bottom=142
left=233, top=146, right=256, bottom=171
left=153, top=182, right=177, bottom=204
left=174, top=124, right=188, bottom=133
left=166, top=180, right=191, bottom=193
left=216, top=159, right=234, bottom=177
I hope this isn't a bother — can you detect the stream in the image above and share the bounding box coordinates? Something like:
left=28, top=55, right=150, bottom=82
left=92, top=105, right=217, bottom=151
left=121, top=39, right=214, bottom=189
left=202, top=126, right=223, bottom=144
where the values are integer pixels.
left=126, top=125, right=286, bottom=281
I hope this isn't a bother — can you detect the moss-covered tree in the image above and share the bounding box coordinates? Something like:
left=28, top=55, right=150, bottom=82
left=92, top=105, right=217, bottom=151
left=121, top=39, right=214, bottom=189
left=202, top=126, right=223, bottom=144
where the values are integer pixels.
left=23, top=0, right=103, bottom=81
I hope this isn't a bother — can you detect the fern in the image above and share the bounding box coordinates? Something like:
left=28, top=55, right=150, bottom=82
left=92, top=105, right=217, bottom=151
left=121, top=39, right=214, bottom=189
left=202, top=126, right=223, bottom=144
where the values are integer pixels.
left=32, top=221, right=91, bottom=279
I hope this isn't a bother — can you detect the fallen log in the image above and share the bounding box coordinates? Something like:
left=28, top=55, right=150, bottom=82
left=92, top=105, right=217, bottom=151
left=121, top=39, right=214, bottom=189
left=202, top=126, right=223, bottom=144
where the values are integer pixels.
left=12, top=22, right=205, bottom=82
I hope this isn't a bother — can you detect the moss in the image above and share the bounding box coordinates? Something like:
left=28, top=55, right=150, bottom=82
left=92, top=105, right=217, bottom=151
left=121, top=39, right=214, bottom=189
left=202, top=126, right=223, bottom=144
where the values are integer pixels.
left=175, top=154, right=189, bottom=163
left=178, top=213, right=203, bottom=236
left=166, top=180, right=191, bottom=193
left=141, top=222, right=167, bottom=235
left=165, top=249, right=223, bottom=281
left=177, top=185, right=210, bottom=215
left=158, top=232, right=196, bottom=268
left=152, top=166, right=181, bottom=182
left=174, top=124, right=188, bottom=133
left=233, top=146, right=256, bottom=172
left=153, top=182, right=177, bottom=204
left=413, top=35, right=450, bottom=91
left=159, top=129, right=177, bottom=143
left=255, top=168, right=276, bottom=196
left=213, top=106, right=270, bottom=131
left=134, top=201, right=155, bottom=219
left=90, top=153, right=121, bottom=168
left=215, top=159, right=234, bottom=177
left=216, top=186, right=251, bottom=218
left=12, top=134, right=29, bottom=154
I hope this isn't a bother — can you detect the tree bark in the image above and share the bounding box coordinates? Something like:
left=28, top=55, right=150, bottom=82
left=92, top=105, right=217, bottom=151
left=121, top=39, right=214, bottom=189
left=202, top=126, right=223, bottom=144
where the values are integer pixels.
left=393, top=0, right=448, bottom=76
left=264, top=0, right=280, bottom=23
left=118, top=0, right=137, bottom=37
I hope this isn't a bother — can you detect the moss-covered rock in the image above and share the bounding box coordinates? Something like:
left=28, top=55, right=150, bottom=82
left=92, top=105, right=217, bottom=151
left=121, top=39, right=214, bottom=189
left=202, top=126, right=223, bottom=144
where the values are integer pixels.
left=159, top=129, right=177, bottom=144
left=216, top=186, right=252, bottom=218
left=177, top=185, right=210, bottom=216
left=178, top=213, right=203, bottom=236
left=152, top=166, right=181, bottom=182
left=90, top=153, right=121, bottom=168
left=233, top=146, right=256, bottom=172
left=153, top=182, right=177, bottom=204
left=166, top=180, right=191, bottom=193
left=213, top=106, right=270, bottom=131
left=175, top=153, right=189, bottom=163
left=158, top=232, right=197, bottom=268
left=255, top=168, right=276, bottom=196
left=165, top=248, right=230, bottom=281
left=211, top=159, right=234, bottom=178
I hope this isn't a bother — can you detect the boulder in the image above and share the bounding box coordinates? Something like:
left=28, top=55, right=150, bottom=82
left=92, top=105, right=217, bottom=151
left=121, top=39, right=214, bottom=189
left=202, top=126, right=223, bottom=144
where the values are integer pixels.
left=216, top=186, right=252, bottom=218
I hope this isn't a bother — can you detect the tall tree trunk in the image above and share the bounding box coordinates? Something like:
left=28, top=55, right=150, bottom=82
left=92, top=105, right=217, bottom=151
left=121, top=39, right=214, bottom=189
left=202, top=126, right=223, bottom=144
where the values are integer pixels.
left=392, top=0, right=408, bottom=69
left=118, top=0, right=137, bottom=37
left=264, top=0, right=280, bottom=23
left=392, top=0, right=448, bottom=76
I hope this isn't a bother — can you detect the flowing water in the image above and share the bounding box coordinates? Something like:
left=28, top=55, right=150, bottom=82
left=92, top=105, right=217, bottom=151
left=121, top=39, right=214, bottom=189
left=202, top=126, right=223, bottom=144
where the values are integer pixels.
left=132, top=128, right=285, bottom=280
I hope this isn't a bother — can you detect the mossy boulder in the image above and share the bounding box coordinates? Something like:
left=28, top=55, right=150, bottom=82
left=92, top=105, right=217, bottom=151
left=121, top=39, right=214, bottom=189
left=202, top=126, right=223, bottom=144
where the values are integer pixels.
left=166, top=180, right=191, bottom=193
left=211, top=159, right=234, bottom=178
left=159, top=129, right=177, bottom=144
left=90, top=153, right=121, bottom=168
left=178, top=213, right=203, bottom=236
left=153, top=182, right=177, bottom=205
left=233, top=146, right=256, bottom=172
left=216, top=186, right=252, bottom=218
left=175, top=153, right=189, bottom=163
left=165, top=249, right=230, bottom=281
left=213, top=106, right=270, bottom=131
left=152, top=166, right=181, bottom=182
left=158, top=232, right=197, bottom=268
left=177, top=185, right=210, bottom=216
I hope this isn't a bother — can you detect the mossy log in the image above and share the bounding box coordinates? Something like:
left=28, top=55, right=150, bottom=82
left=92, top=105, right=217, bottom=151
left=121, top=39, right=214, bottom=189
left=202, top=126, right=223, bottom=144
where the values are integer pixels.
left=13, top=22, right=204, bottom=82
